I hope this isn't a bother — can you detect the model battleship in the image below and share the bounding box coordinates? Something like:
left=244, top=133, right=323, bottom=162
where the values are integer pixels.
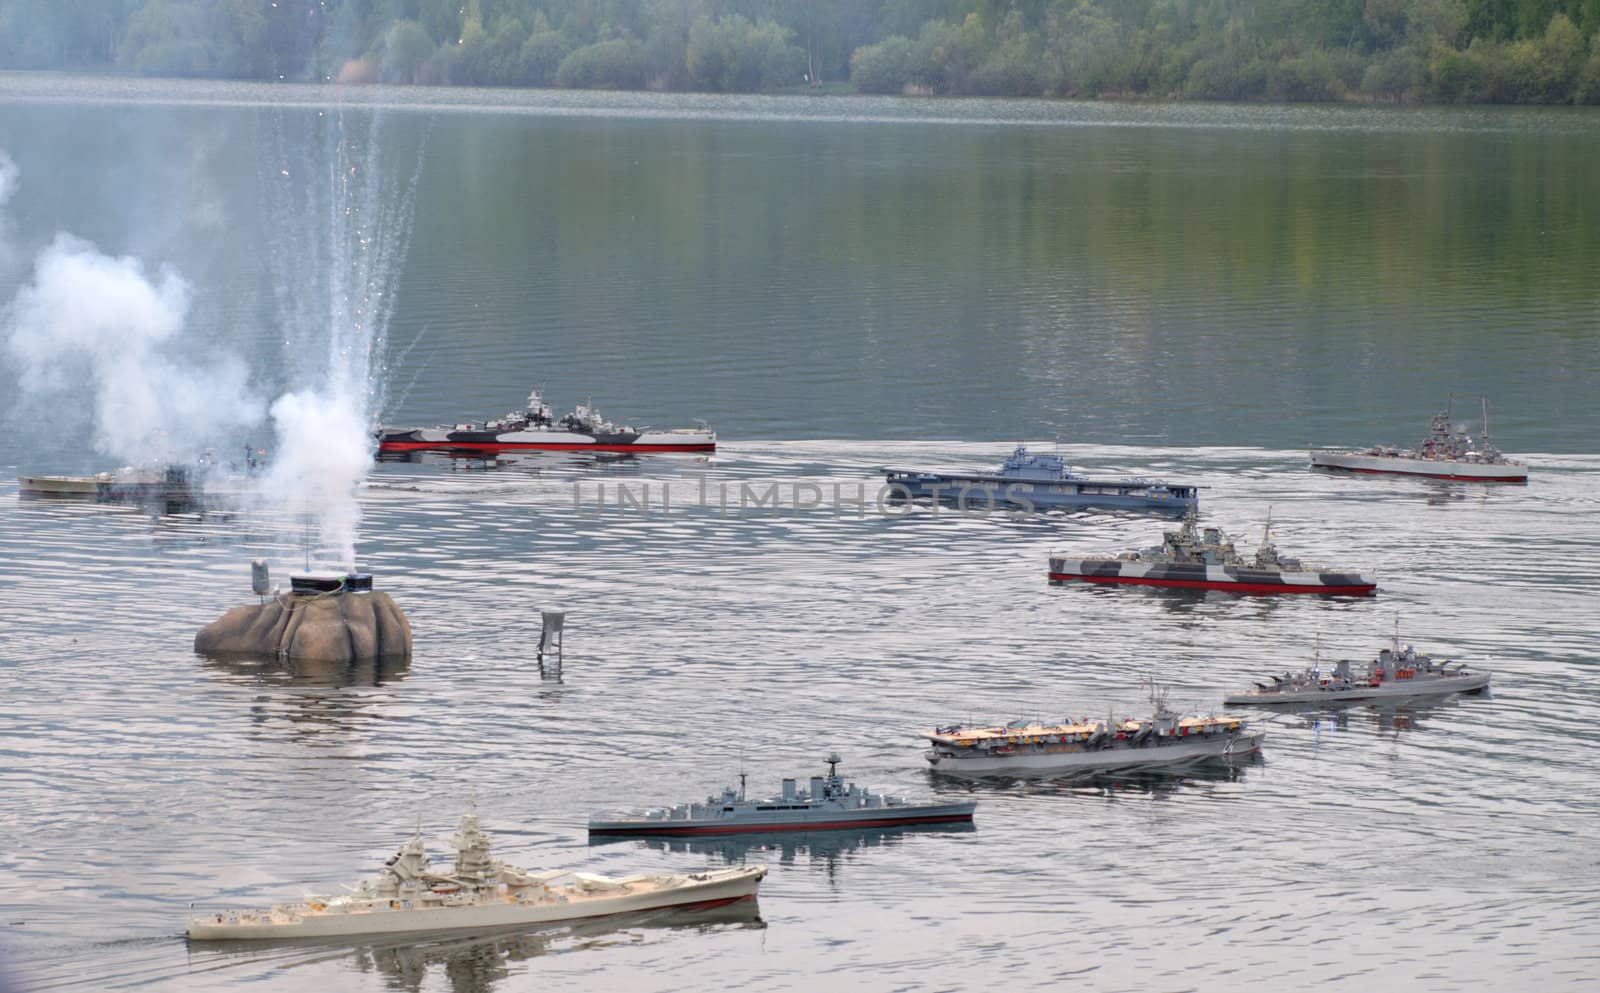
left=1310, top=395, right=1527, bottom=482
left=187, top=808, right=765, bottom=940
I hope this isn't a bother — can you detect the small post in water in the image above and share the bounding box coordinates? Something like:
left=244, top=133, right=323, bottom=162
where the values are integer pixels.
left=538, top=610, right=565, bottom=680
left=251, top=559, right=270, bottom=605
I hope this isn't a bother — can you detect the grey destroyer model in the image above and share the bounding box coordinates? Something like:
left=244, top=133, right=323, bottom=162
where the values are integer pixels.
left=924, top=683, right=1264, bottom=775
left=885, top=445, right=1198, bottom=514
left=1049, top=512, right=1377, bottom=596
left=1225, top=631, right=1490, bottom=705
left=588, top=754, right=976, bottom=836
left=188, top=808, right=765, bottom=941
left=1310, top=395, right=1527, bottom=482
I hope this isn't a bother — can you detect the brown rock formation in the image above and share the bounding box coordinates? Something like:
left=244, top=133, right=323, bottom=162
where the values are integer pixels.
left=194, top=591, right=412, bottom=663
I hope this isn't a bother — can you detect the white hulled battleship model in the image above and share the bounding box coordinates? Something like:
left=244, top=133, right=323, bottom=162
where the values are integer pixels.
left=923, top=683, right=1264, bottom=775
left=187, top=808, right=765, bottom=941
left=1310, top=395, right=1527, bottom=482
left=1224, top=627, right=1490, bottom=705
left=377, top=388, right=715, bottom=454
left=589, top=754, right=976, bottom=836
left=1048, top=511, right=1377, bottom=596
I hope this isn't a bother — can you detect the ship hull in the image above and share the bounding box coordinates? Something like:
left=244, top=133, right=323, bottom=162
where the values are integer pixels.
left=1224, top=671, right=1489, bottom=705
left=588, top=803, right=976, bottom=836
left=1309, top=451, right=1527, bottom=482
left=1048, top=559, right=1376, bottom=596
left=885, top=473, right=1197, bottom=515
left=187, top=867, right=764, bottom=941
left=926, top=731, right=1265, bottom=775
left=377, top=427, right=714, bottom=454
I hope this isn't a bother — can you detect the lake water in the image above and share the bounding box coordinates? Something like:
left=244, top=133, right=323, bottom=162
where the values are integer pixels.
left=1, top=77, right=1597, bottom=993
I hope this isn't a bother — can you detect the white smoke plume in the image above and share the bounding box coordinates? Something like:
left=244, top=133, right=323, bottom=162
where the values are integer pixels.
left=258, top=390, right=372, bottom=569
left=0, top=150, right=18, bottom=274
left=4, top=232, right=264, bottom=465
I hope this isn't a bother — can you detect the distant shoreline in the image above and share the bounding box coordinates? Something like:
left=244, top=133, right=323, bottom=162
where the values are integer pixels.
left=5, top=69, right=1600, bottom=113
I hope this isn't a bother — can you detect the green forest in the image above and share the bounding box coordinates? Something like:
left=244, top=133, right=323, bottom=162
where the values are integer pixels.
left=3, top=0, right=1599, bottom=103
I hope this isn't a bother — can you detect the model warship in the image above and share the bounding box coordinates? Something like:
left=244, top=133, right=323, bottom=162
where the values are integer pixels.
left=884, top=445, right=1198, bottom=514
left=589, top=754, right=976, bottom=836
left=187, top=808, right=765, bottom=941
left=1310, top=395, right=1527, bottom=482
left=924, top=683, right=1264, bottom=775
left=1224, top=630, right=1490, bottom=705
left=377, top=388, right=715, bottom=454
left=1048, top=512, right=1377, bottom=596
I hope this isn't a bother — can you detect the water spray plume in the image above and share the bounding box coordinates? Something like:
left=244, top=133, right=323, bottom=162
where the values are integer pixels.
left=256, top=109, right=423, bottom=572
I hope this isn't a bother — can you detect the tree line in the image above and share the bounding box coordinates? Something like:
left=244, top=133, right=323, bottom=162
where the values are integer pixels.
left=2, top=0, right=1598, bottom=104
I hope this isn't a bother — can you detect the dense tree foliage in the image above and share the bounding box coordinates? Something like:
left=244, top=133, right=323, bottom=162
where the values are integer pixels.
left=2, top=0, right=1598, bottom=103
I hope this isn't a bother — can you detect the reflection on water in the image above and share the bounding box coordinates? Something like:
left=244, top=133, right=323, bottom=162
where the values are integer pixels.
left=593, top=822, right=977, bottom=869
left=1273, top=690, right=1492, bottom=738
left=185, top=899, right=763, bottom=993
left=929, top=754, right=1264, bottom=800
left=197, top=650, right=413, bottom=689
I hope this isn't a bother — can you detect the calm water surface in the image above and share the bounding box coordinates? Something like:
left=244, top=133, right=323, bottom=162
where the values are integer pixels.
left=0, top=79, right=1598, bottom=993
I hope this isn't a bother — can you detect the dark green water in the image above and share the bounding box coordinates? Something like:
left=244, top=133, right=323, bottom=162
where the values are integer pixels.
left=1, top=77, right=1595, bottom=456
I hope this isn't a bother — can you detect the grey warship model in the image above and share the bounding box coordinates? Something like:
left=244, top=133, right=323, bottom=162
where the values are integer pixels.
left=587, top=754, right=977, bottom=836
left=885, top=445, right=1198, bottom=514
left=1225, top=628, right=1490, bottom=706
left=1310, top=395, right=1528, bottom=482
left=1048, top=511, right=1377, bottom=596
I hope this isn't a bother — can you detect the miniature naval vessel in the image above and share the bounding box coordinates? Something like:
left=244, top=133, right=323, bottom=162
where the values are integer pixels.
left=924, top=683, right=1264, bottom=775
left=587, top=754, right=976, bottom=836
left=884, top=446, right=1198, bottom=515
left=187, top=808, right=765, bottom=941
left=377, top=388, right=715, bottom=454
left=1310, top=395, right=1527, bottom=482
left=1048, top=511, right=1377, bottom=596
left=1225, top=629, right=1490, bottom=705
left=17, top=465, right=188, bottom=499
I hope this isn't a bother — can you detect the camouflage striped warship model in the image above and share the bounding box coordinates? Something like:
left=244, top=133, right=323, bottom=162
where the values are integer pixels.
left=1048, top=511, right=1377, bottom=596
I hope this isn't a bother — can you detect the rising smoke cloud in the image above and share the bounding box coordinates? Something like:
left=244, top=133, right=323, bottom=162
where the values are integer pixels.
left=4, top=231, right=264, bottom=466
